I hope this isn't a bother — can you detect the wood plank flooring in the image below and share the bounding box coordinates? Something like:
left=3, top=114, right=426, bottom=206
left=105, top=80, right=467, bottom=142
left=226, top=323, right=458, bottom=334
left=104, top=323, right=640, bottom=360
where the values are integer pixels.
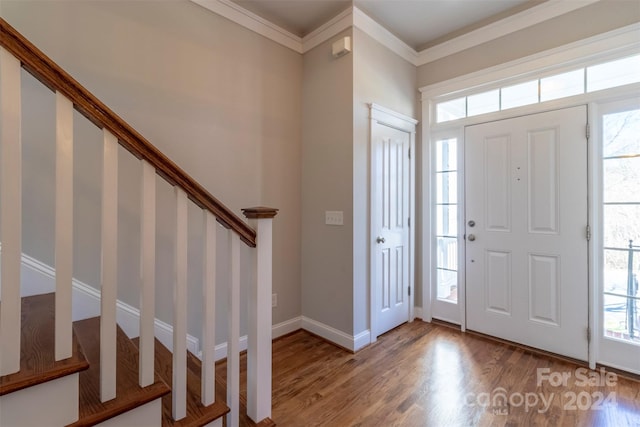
left=223, top=320, right=640, bottom=427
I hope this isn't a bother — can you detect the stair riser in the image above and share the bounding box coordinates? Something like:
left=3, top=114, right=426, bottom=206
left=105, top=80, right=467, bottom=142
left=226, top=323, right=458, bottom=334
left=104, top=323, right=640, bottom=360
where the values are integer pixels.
left=0, top=373, right=79, bottom=426
left=203, top=419, right=224, bottom=427
left=92, top=398, right=162, bottom=427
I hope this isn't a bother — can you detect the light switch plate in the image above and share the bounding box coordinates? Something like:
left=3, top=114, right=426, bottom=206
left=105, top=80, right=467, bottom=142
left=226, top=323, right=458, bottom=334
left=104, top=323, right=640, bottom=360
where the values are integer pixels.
left=325, top=211, right=344, bottom=226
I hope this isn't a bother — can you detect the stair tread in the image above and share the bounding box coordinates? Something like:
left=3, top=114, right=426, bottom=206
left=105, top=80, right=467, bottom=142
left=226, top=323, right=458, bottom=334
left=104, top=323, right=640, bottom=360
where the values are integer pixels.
left=0, top=293, right=89, bottom=396
left=132, top=337, right=230, bottom=427
left=69, top=317, right=170, bottom=427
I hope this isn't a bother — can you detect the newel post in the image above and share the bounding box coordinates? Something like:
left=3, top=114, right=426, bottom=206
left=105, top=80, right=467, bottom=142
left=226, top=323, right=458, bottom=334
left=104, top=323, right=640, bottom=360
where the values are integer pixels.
left=242, top=206, right=278, bottom=423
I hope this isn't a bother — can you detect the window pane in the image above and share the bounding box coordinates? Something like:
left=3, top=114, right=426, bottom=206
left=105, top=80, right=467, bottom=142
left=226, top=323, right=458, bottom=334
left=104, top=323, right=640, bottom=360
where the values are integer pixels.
left=603, top=109, right=640, bottom=157
left=436, top=97, right=466, bottom=123
left=588, top=55, right=640, bottom=92
left=436, top=237, right=457, bottom=270
left=604, top=205, right=640, bottom=248
left=436, top=205, right=457, bottom=237
left=604, top=157, right=640, bottom=203
left=540, top=69, right=584, bottom=102
left=436, top=269, right=458, bottom=302
left=603, top=294, right=639, bottom=343
left=436, top=138, right=457, bottom=171
left=604, top=249, right=640, bottom=292
left=436, top=171, right=457, bottom=204
left=501, top=80, right=538, bottom=110
left=467, top=89, right=499, bottom=117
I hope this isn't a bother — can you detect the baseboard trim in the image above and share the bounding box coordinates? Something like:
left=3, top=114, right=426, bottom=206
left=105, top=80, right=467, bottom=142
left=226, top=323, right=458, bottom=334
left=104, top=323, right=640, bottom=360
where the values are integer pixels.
left=8, top=247, right=375, bottom=359
left=200, top=316, right=303, bottom=361
left=9, top=248, right=200, bottom=354
left=301, top=316, right=370, bottom=352
left=273, top=316, right=303, bottom=339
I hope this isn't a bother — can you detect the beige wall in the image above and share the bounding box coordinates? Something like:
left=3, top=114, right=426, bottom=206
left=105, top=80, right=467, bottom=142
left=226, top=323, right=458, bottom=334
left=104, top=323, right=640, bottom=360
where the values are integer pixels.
left=352, top=28, right=418, bottom=334
left=3, top=0, right=302, bottom=341
left=301, top=29, right=355, bottom=334
left=418, top=0, right=640, bottom=87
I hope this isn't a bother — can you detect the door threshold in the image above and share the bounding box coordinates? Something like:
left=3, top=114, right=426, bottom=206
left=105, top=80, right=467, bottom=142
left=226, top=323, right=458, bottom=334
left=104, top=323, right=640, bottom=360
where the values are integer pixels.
left=462, top=328, right=640, bottom=382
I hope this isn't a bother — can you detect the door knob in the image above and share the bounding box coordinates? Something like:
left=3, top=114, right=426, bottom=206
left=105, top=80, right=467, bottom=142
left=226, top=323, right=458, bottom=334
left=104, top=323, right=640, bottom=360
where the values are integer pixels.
left=376, top=236, right=385, bottom=244
left=468, top=220, right=476, bottom=227
left=468, top=234, right=476, bottom=241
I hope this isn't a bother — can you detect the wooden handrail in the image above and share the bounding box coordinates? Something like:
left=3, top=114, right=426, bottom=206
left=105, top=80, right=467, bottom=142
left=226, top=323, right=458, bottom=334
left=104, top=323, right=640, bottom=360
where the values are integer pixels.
left=0, top=18, right=256, bottom=247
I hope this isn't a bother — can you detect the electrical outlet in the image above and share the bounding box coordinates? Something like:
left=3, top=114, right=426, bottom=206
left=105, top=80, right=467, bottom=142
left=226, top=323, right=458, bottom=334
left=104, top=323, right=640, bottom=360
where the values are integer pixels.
left=325, top=211, right=344, bottom=226
left=272, top=293, right=277, bottom=308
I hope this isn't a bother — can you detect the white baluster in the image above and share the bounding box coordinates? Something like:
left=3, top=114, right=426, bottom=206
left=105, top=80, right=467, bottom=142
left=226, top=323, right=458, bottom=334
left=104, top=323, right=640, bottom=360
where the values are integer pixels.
left=226, top=233, right=241, bottom=427
left=173, top=187, right=188, bottom=420
left=201, top=212, right=217, bottom=405
left=243, top=207, right=277, bottom=423
left=139, top=160, right=156, bottom=387
left=101, top=130, right=118, bottom=402
left=0, top=47, right=22, bottom=376
left=55, top=92, right=73, bottom=361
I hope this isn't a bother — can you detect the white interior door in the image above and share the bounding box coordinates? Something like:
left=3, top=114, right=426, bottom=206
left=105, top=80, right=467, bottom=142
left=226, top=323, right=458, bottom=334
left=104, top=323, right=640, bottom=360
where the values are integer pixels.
left=371, top=111, right=413, bottom=339
left=465, top=106, right=589, bottom=360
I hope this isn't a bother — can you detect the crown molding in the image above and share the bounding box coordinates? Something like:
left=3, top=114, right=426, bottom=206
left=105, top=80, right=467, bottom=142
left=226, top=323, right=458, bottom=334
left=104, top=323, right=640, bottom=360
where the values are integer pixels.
left=191, top=0, right=601, bottom=66
left=301, top=7, right=353, bottom=53
left=191, top=0, right=303, bottom=53
left=416, top=0, right=600, bottom=66
left=352, top=7, right=418, bottom=65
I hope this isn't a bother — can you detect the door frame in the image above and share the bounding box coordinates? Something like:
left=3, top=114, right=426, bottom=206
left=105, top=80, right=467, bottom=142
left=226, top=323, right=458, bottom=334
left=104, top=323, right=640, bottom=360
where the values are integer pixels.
left=420, top=25, right=639, bottom=368
left=369, top=103, right=418, bottom=341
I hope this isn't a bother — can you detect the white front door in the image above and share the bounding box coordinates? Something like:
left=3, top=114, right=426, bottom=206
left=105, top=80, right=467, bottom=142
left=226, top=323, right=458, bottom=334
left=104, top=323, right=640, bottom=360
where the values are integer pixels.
left=371, top=107, right=415, bottom=339
left=465, top=106, right=589, bottom=360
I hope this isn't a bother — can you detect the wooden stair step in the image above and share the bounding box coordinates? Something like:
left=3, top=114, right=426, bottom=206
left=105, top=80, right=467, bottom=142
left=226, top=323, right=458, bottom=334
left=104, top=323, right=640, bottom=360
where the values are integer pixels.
left=132, top=337, right=230, bottom=427
left=0, top=293, right=89, bottom=396
left=69, top=317, right=170, bottom=426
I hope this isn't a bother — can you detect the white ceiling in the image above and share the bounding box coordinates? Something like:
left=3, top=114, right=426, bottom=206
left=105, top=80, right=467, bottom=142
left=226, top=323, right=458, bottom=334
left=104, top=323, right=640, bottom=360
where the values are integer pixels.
left=231, top=0, right=537, bottom=50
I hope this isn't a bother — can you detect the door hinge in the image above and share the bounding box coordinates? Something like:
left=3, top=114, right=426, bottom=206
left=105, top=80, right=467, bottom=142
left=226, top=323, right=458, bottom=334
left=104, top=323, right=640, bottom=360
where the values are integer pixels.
left=587, top=326, right=591, bottom=343
left=586, top=124, right=591, bottom=139
left=408, top=217, right=411, bottom=227
left=408, top=286, right=411, bottom=296
left=408, top=148, right=411, bottom=159
left=586, top=225, right=591, bottom=241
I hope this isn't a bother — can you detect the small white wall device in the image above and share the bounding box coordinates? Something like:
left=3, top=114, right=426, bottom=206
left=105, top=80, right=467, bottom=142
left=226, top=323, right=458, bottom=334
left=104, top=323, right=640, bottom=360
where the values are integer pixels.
left=332, top=36, right=351, bottom=58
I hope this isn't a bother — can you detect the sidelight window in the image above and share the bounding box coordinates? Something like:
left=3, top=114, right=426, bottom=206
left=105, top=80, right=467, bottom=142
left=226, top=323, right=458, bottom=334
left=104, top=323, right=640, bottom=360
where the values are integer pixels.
left=435, top=138, right=458, bottom=303
left=602, top=107, right=640, bottom=344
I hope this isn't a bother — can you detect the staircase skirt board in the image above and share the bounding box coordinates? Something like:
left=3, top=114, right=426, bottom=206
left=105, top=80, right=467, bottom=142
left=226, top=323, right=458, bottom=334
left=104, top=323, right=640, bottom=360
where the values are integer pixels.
left=0, top=373, right=80, bottom=426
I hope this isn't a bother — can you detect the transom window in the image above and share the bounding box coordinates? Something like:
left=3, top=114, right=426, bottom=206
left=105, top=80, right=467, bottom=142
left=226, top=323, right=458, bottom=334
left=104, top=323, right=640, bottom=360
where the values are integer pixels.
left=436, top=54, right=640, bottom=123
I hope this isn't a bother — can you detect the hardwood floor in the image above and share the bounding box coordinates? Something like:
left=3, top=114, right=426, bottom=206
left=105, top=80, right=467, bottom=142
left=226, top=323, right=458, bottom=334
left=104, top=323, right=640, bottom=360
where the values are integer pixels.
left=227, top=320, right=640, bottom=427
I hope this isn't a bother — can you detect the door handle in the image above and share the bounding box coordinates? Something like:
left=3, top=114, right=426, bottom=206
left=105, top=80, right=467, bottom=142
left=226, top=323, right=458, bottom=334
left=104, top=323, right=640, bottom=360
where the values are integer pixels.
left=468, top=234, right=476, bottom=242
left=376, top=236, right=386, bottom=244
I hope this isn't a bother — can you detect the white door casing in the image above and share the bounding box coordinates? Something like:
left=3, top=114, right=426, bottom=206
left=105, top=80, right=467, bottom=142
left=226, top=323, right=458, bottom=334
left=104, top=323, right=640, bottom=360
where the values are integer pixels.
left=465, top=106, right=589, bottom=361
left=370, top=104, right=417, bottom=341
